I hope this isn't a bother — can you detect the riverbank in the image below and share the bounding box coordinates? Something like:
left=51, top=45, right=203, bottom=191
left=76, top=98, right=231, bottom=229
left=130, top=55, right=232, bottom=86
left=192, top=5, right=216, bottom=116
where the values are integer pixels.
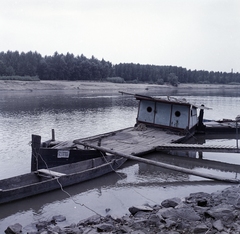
left=5, top=185, right=240, bottom=233
left=1, top=80, right=240, bottom=93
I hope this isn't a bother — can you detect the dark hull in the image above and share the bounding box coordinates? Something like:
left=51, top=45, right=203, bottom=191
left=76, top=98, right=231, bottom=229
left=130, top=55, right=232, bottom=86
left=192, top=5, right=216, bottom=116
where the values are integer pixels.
left=0, top=156, right=126, bottom=204
left=31, top=147, right=104, bottom=171
left=31, top=135, right=105, bottom=171
left=200, top=121, right=240, bottom=134
left=205, top=127, right=240, bottom=134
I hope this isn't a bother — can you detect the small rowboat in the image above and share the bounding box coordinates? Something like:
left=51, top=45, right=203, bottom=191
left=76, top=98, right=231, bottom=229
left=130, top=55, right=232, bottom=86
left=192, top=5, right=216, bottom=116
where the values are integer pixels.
left=0, top=155, right=126, bottom=204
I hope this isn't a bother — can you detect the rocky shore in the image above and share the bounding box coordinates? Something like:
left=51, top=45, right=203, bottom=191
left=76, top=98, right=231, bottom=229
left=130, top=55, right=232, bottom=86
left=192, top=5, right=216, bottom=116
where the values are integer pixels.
left=5, top=185, right=240, bottom=234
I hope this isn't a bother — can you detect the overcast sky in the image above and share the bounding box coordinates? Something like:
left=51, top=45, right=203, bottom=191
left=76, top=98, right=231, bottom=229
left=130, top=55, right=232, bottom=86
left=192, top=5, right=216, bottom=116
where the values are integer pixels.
left=1, top=0, right=240, bottom=72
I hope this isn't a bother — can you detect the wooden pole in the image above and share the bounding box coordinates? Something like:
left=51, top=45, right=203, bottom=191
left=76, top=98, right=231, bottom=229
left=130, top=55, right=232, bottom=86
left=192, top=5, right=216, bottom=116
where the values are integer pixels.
left=52, top=129, right=55, bottom=141
left=236, top=122, right=239, bottom=150
left=75, top=141, right=240, bottom=183
left=31, top=135, right=41, bottom=172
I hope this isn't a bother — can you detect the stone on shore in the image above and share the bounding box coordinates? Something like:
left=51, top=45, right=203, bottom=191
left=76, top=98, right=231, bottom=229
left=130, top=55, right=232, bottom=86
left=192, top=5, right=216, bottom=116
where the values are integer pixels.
left=4, top=223, right=22, bottom=234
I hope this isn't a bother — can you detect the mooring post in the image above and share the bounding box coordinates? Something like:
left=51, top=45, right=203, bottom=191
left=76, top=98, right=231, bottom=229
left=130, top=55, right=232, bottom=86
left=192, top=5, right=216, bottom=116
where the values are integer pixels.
left=52, top=129, right=55, bottom=141
left=31, top=135, right=41, bottom=171
left=236, top=122, right=239, bottom=150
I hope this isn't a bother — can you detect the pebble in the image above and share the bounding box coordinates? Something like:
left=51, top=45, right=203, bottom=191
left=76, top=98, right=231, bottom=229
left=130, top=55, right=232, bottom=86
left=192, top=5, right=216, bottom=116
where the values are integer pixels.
left=5, top=185, right=240, bottom=234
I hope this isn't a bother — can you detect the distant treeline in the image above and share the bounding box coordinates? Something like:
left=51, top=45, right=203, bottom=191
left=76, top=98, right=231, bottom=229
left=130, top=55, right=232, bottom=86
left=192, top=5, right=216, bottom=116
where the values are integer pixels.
left=0, top=50, right=239, bottom=85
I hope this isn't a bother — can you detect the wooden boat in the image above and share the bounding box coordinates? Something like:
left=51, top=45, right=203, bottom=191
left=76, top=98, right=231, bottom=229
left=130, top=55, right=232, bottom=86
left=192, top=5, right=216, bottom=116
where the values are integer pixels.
left=31, top=134, right=107, bottom=171
left=0, top=155, right=126, bottom=204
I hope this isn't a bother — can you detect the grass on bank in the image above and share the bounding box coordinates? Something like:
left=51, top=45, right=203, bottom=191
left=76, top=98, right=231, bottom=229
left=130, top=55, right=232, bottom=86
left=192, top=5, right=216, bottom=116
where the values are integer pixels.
left=0, top=76, right=40, bottom=81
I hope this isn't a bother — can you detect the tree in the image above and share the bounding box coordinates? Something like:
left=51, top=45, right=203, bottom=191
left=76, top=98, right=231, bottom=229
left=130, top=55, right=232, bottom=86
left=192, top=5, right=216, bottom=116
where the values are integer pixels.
left=0, top=60, right=7, bottom=75
left=167, top=73, right=179, bottom=86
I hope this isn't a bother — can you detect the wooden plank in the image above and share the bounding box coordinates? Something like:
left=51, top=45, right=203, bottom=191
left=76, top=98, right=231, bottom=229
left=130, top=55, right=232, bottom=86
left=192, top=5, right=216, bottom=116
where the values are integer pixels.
left=156, top=143, right=240, bottom=153
left=37, top=169, right=66, bottom=177
left=74, top=127, right=186, bottom=158
left=51, top=141, right=74, bottom=149
left=75, top=127, right=133, bottom=142
left=76, top=141, right=240, bottom=183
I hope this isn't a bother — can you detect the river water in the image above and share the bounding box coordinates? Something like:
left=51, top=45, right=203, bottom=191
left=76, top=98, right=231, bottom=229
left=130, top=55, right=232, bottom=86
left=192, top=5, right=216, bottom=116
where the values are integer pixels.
left=1, top=87, right=240, bottom=232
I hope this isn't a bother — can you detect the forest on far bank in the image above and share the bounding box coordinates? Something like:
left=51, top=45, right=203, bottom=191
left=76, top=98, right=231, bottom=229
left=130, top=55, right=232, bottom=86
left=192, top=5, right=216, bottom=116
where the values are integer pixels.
left=0, top=50, right=239, bottom=86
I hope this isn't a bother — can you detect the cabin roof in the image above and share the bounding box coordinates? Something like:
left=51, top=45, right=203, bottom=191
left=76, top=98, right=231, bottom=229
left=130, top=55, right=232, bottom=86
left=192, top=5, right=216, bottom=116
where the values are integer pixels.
left=135, top=94, right=198, bottom=108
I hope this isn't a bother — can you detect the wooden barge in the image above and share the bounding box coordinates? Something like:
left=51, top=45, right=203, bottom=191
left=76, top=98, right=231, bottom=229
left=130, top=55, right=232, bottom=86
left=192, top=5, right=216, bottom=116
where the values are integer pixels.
left=32, top=94, right=200, bottom=171
left=32, top=94, right=240, bottom=171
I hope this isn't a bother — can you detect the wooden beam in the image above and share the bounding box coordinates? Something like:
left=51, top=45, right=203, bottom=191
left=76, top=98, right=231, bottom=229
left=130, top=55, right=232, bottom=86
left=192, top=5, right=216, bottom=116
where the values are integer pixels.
left=76, top=141, right=240, bottom=183
left=37, top=169, right=66, bottom=177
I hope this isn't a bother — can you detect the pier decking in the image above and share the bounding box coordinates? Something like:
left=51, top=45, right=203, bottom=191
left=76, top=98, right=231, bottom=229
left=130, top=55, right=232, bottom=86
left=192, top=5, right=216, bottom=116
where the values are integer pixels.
left=156, top=143, right=240, bottom=153
left=52, top=126, right=240, bottom=156
left=73, top=127, right=187, bottom=156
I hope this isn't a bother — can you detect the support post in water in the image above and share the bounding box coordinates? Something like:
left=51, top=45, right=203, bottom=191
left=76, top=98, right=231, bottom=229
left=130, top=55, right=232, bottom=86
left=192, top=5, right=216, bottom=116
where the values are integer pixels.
left=235, top=115, right=240, bottom=150
left=52, top=129, right=55, bottom=141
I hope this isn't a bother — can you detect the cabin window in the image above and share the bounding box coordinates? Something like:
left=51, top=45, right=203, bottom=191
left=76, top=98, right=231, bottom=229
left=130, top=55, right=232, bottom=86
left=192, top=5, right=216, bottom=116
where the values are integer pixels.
left=175, top=110, right=181, bottom=117
left=147, top=106, right=152, bottom=113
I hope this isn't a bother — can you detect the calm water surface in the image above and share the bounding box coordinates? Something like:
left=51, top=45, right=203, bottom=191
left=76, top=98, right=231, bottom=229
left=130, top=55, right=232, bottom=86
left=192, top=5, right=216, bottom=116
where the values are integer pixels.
left=1, top=88, right=240, bottom=232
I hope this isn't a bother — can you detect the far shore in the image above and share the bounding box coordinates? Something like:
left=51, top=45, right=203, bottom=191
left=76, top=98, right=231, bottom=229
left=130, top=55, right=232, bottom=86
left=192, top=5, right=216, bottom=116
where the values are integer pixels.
left=1, top=80, right=240, bottom=93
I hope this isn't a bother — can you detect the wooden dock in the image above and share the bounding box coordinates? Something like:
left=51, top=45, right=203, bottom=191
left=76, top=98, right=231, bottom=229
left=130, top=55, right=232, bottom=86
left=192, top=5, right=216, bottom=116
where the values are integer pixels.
left=49, top=126, right=240, bottom=183
left=52, top=126, right=240, bottom=156
left=73, top=126, right=189, bottom=156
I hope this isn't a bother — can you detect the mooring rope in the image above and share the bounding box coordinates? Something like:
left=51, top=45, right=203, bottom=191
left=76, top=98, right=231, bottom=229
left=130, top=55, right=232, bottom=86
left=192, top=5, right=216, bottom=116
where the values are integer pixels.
left=33, top=144, right=158, bottom=217
left=32, top=149, right=103, bottom=217
left=100, top=151, right=158, bottom=204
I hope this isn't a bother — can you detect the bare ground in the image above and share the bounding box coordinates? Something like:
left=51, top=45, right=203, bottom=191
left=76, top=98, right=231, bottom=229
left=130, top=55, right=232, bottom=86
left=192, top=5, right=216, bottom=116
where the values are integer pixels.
left=0, top=80, right=239, bottom=93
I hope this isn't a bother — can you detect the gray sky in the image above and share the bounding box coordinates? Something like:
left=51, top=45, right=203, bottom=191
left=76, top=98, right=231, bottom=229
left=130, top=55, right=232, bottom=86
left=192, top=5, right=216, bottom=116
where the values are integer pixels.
left=1, top=0, right=240, bottom=72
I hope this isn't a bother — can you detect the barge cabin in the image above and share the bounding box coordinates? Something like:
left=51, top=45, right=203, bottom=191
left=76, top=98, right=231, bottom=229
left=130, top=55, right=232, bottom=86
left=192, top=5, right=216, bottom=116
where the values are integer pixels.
left=135, top=95, right=198, bottom=133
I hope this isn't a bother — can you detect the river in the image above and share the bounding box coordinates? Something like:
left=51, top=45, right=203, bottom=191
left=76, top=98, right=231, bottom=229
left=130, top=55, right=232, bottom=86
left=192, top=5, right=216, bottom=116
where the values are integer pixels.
left=1, top=87, right=240, bottom=232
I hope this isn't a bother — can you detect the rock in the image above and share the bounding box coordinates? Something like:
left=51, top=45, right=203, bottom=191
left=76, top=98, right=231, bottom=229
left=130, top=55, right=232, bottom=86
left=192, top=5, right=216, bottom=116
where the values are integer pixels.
left=205, top=204, right=236, bottom=224
left=95, top=223, right=114, bottom=232
left=118, top=225, right=133, bottom=233
left=193, top=223, right=209, bottom=233
left=36, top=221, right=50, bottom=230
left=4, top=223, right=22, bottom=234
left=105, top=208, right=111, bottom=213
left=128, top=205, right=153, bottom=215
left=109, top=214, right=122, bottom=223
left=147, top=214, right=161, bottom=226
left=165, top=218, right=176, bottom=228
left=161, top=206, right=201, bottom=221
left=78, top=214, right=102, bottom=226
left=161, top=197, right=182, bottom=208
left=131, top=231, right=146, bottom=234
left=213, top=219, right=224, bottom=231
left=52, top=215, right=66, bottom=222
left=81, top=227, right=98, bottom=234
left=51, top=226, right=63, bottom=232
left=185, top=192, right=212, bottom=206
left=130, top=218, right=148, bottom=229
left=64, top=222, right=84, bottom=233
left=156, top=207, right=174, bottom=218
